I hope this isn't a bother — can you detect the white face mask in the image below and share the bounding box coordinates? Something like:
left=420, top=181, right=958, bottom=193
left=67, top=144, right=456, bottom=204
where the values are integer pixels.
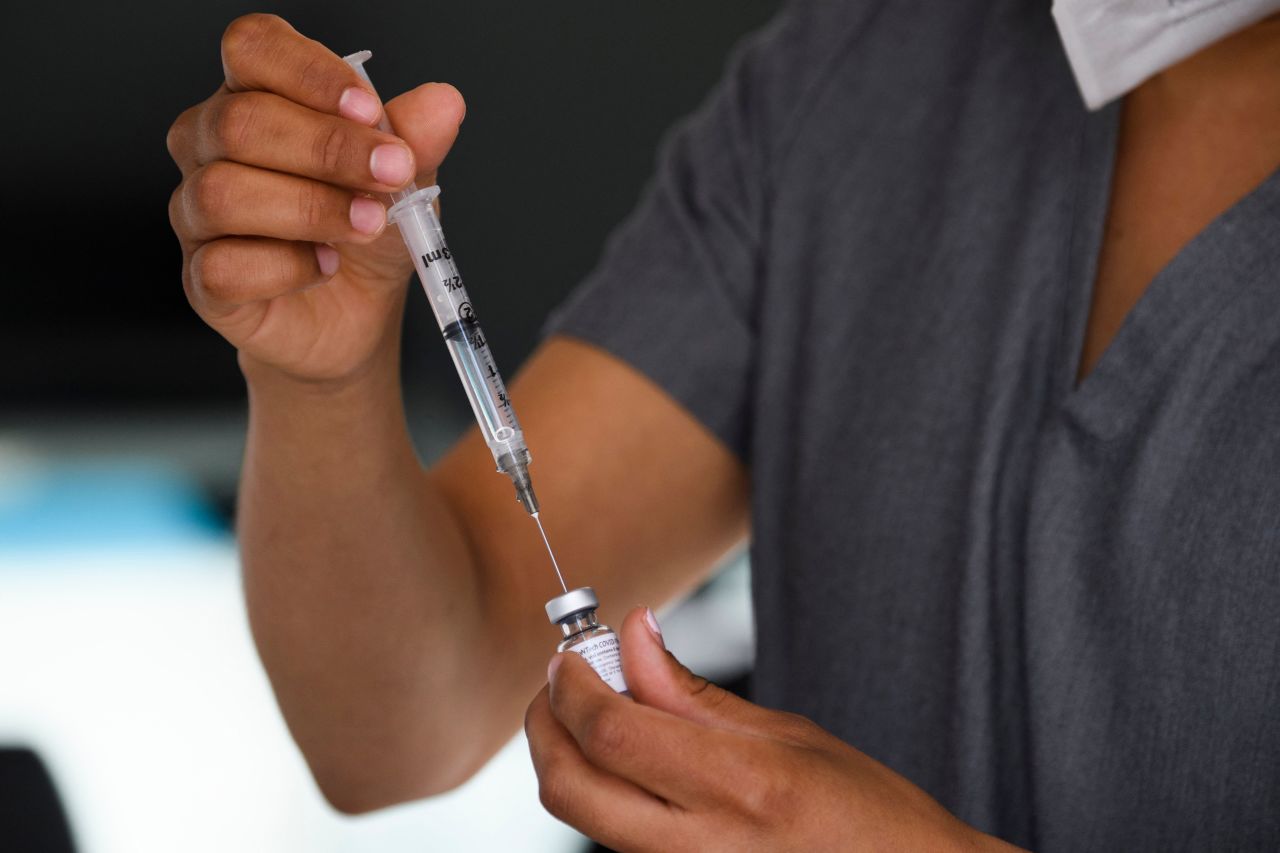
left=1052, top=0, right=1280, bottom=109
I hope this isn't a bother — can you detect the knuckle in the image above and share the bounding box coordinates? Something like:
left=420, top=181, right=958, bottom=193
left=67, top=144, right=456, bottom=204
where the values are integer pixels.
left=522, top=701, right=540, bottom=740
left=296, top=52, right=334, bottom=101
left=166, top=108, right=194, bottom=163
left=221, top=13, right=280, bottom=64
left=312, top=123, right=354, bottom=176
left=736, top=772, right=792, bottom=821
left=210, top=93, right=262, bottom=156
left=190, top=242, right=237, bottom=304
left=187, top=163, right=237, bottom=223
left=773, top=711, right=821, bottom=743
left=165, top=123, right=182, bottom=162
left=580, top=705, right=628, bottom=759
left=180, top=264, right=199, bottom=309
left=687, top=672, right=724, bottom=703
left=536, top=771, right=574, bottom=820
left=168, top=186, right=186, bottom=233
left=296, top=183, right=334, bottom=230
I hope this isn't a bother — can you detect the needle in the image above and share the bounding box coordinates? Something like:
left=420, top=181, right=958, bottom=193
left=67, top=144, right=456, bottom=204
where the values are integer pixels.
left=532, top=512, right=568, bottom=593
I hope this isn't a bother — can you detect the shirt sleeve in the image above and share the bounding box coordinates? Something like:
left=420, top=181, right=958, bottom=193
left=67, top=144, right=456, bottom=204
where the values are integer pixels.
left=542, top=1, right=856, bottom=460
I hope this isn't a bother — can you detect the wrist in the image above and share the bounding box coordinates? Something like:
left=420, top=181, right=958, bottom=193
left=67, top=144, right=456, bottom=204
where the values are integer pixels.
left=239, top=341, right=409, bottom=450
left=238, top=333, right=401, bottom=404
left=238, top=334, right=419, bottom=492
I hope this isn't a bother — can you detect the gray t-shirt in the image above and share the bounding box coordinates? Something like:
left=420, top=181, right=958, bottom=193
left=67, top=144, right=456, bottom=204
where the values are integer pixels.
left=544, top=1, right=1280, bottom=848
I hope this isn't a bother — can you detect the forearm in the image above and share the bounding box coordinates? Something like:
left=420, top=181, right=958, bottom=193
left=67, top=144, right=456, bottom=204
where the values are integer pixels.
left=234, top=336, right=754, bottom=813
left=237, top=348, right=498, bottom=810
left=166, top=12, right=533, bottom=811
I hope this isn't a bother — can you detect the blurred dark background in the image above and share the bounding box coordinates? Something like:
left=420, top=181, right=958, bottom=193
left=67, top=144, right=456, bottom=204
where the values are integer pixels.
left=3, top=0, right=778, bottom=415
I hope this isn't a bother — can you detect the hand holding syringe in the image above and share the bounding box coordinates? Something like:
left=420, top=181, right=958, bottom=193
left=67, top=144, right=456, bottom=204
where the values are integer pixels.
left=343, top=52, right=570, bottom=592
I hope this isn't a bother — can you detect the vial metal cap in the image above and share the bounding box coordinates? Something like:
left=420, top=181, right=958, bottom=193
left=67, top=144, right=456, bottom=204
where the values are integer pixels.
left=545, top=587, right=599, bottom=624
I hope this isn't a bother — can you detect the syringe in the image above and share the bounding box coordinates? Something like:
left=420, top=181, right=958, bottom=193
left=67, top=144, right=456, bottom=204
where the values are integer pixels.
left=343, top=51, right=545, bottom=523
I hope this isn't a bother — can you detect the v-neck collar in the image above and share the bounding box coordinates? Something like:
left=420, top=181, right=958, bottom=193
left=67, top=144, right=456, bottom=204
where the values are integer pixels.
left=1055, top=103, right=1280, bottom=439
left=1055, top=101, right=1120, bottom=402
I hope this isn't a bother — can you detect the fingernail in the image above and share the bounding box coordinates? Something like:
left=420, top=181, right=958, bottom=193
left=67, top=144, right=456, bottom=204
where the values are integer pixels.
left=370, top=144, right=414, bottom=186
left=338, top=87, right=381, bottom=125
left=315, top=244, right=340, bottom=276
left=547, top=654, right=564, bottom=684
left=644, top=607, right=665, bottom=648
left=349, top=196, right=385, bottom=235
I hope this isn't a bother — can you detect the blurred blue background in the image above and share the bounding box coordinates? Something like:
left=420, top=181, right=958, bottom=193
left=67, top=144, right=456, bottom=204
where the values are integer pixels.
left=0, top=1, right=774, bottom=850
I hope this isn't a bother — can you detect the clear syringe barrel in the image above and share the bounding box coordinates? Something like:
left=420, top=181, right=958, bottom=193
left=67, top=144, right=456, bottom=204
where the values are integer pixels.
left=388, top=188, right=538, bottom=512
left=341, top=51, right=539, bottom=515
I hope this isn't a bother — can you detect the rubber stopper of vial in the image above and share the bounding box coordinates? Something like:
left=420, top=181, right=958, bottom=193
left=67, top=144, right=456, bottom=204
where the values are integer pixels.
left=545, top=587, right=599, bottom=624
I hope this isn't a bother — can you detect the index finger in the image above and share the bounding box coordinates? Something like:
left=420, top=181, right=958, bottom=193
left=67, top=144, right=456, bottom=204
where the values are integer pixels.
left=524, top=686, right=680, bottom=849
left=220, top=14, right=381, bottom=125
left=548, top=652, right=757, bottom=807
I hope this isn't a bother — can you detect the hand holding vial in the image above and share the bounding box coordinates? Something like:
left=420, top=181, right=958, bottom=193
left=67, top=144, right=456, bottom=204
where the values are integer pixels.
left=524, top=608, right=1010, bottom=852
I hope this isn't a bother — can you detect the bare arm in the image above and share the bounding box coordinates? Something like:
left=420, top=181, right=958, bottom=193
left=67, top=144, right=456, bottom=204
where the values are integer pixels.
left=237, top=337, right=484, bottom=809
left=168, top=15, right=747, bottom=812
left=240, top=336, right=747, bottom=812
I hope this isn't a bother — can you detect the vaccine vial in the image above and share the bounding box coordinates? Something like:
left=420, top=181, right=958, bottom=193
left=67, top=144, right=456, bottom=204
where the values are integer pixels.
left=545, top=587, right=628, bottom=694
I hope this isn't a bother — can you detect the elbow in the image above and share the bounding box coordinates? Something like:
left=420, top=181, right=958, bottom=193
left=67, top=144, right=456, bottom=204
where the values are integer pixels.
left=316, top=780, right=406, bottom=818
left=307, top=747, right=489, bottom=816
left=315, top=770, right=474, bottom=816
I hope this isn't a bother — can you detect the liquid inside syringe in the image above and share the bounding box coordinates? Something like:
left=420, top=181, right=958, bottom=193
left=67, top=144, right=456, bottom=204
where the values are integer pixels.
left=343, top=51, right=557, bottom=581
left=387, top=184, right=541, bottom=515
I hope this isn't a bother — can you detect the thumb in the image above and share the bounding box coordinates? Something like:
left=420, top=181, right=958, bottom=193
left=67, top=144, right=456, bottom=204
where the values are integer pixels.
left=384, top=82, right=466, bottom=189
left=342, top=82, right=465, bottom=276
left=619, top=606, right=777, bottom=736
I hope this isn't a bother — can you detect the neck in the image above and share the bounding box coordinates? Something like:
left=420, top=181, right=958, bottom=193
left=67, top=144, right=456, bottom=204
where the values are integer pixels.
left=1146, top=13, right=1280, bottom=113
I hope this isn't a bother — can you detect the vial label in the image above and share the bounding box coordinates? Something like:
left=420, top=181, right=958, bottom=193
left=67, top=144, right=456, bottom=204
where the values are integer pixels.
left=570, top=633, right=628, bottom=693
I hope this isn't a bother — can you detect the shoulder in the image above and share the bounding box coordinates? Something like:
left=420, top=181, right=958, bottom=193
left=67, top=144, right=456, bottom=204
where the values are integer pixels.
left=724, top=0, right=1019, bottom=172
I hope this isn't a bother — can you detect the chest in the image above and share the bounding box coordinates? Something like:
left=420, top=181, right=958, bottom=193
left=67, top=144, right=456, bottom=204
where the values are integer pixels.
left=748, top=58, right=1280, bottom=847
left=745, top=7, right=1280, bottom=840
left=1079, top=71, right=1280, bottom=380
